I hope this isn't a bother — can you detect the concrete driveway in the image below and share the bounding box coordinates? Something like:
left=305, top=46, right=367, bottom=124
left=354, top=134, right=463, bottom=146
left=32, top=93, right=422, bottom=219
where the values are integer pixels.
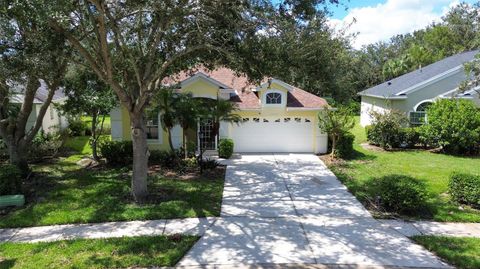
left=178, top=154, right=449, bottom=268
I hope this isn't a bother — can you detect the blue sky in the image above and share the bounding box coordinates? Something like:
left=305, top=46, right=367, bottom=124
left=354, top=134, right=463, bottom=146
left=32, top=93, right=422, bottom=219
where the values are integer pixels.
left=323, top=0, right=478, bottom=48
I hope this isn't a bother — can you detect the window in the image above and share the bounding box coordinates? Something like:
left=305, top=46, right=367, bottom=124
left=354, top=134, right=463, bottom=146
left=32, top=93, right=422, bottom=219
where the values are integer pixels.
left=266, top=92, right=282, bottom=104
left=144, top=112, right=159, bottom=139
left=410, top=101, right=432, bottom=125
left=253, top=117, right=260, bottom=123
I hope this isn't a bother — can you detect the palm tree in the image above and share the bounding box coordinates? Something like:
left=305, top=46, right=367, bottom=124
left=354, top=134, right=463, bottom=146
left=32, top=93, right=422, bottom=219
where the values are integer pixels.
left=201, top=98, right=241, bottom=137
left=174, top=93, right=200, bottom=159
left=154, top=89, right=177, bottom=152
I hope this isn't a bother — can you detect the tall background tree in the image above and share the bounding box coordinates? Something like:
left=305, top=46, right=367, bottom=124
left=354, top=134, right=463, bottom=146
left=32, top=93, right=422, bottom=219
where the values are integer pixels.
left=0, top=2, right=69, bottom=174
left=59, top=65, right=116, bottom=160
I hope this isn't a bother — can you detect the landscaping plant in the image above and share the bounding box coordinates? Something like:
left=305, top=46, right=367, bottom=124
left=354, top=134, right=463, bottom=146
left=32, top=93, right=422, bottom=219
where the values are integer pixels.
left=218, top=139, right=234, bottom=159
left=100, top=141, right=133, bottom=166
left=367, top=109, right=409, bottom=149
left=366, top=174, right=428, bottom=215
left=421, top=99, right=480, bottom=155
left=318, top=107, right=355, bottom=158
left=449, top=172, right=480, bottom=208
left=0, top=164, right=22, bottom=195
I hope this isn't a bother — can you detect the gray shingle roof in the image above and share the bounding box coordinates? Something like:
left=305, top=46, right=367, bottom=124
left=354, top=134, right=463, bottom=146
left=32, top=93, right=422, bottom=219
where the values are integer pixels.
left=359, top=50, right=480, bottom=98
left=10, top=79, right=65, bottom=103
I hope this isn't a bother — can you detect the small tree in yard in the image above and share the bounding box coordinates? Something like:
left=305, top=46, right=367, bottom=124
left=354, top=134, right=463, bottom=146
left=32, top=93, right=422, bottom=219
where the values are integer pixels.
left=0, top=2, right=69, bottom=175
left=153, top=89, right=178, bottom=153
left=59, top=65, right=116, bottom=160
left=318, top=107, right=355, bottom=158
left=367, top=109, right=409, bottom=149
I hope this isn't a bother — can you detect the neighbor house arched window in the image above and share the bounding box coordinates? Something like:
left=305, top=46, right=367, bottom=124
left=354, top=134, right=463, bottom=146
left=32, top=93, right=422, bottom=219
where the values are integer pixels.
left=266, top=92, right=282, bottom=104
left=410, top=101, right=432, bottom=125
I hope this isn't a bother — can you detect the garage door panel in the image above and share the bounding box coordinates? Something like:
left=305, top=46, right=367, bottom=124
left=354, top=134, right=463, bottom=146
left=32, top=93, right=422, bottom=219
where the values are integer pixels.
left=231, top=119, right=314, bottom=153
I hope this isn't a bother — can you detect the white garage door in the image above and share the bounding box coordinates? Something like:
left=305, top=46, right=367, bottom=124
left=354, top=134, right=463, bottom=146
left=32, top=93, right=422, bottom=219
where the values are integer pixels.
left=230, top=117, right=314, bottom=152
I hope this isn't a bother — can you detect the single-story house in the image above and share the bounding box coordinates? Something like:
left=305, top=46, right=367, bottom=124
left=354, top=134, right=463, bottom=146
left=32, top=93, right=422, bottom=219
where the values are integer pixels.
left=10, top=80, right=68, bottom=133
left=359, top=50, right=480, bottom=127
left=110, top=67, right=329, bottom=154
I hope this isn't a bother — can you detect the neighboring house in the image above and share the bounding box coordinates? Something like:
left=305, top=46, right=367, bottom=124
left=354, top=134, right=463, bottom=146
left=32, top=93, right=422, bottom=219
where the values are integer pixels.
left=10, top=80, right=69, bottom=133
left=110, top=67, right=329, bottom=154
left=359, top=50, right=480, bottom=127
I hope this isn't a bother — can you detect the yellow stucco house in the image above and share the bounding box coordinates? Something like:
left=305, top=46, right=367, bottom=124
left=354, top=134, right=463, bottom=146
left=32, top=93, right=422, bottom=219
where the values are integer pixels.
left=110, top=68, right=329, bottom=154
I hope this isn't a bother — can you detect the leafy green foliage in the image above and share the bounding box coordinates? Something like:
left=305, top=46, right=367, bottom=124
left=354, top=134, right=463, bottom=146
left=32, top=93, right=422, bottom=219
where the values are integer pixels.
left=149, top=150, right=180, bottom=169
left=0, top=164, right=22, bottom=195
left=367, top=109, right=409, bottom=149
left=449, top=173, right=480, bottom=207
left=402, top=127, right=421, bottom=148
left=100, top=141, right=133, bottom=166
left=366, top=175, right=428, bottom=215
left=335, top=132, right=355, bottom=159
left=318, top=107, right=355, bottom=157
left=421, top=99, right=480, bottom=155
left=29, top=130, right=70, bottom=162
left=67, top=117, right=88, bottom=137
left=218, top=139, right=234, bottom=159
left=0, top=235, right=198, bottom=269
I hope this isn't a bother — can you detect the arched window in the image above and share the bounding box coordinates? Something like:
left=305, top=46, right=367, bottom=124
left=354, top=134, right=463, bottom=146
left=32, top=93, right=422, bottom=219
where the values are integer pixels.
left=410, top=101, right=432, bottom=125
left=415, top=101, right=432, bottom=112
left=266, top=92, right=282, bottom=104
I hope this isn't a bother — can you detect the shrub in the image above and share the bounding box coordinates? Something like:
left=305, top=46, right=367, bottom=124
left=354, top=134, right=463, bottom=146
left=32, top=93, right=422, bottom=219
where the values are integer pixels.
left=218, top=139, right=234, bottom=159
left=449, top=173, right=480, bottom=207
left=29, top=130, right=70, bottom=161
left=422, top=99, right=480, bottom=155
left=402, top=127, right=421, bottom=148
left=199, top=158, right=219, bottom=170
left=0, top=164, right=22, bottom=195
left=149, top=150, right=179, bottom=169
left=100, top=140, right=133, bottom=165
left=367, top=109, right=409, bottom=149
left=366, top=174, right=428, bottom=215
left=67, top=117, right=88, bottom=136
left=335, top=132, right=355, bottom=159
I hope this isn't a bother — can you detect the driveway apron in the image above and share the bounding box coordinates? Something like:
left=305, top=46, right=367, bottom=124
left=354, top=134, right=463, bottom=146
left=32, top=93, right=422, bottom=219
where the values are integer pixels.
left=178, top=154, right=449, bottom=268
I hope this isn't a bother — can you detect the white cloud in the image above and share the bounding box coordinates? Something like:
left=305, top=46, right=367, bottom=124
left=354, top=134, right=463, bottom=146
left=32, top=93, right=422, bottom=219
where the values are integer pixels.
left=330, top=0, right=459, bottom=49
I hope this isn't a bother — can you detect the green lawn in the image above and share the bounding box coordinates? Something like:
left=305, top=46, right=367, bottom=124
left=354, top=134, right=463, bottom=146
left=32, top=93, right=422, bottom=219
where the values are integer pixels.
left=328, top=117, right=480, bottom=222
left=64, top=136, right=92, bottom=155
left=0, top=155, right=224, bottom=228
left=413, top=236, right=480, bottom=269
left=0, top=235, right=198, bottom=269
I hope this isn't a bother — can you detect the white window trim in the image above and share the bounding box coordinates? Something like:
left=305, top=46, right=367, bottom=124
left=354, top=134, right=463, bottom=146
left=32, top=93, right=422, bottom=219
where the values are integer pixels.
left=146, top=112, right=162, bottom=144
left=262, top=89, right=285, bottom=107
left=413, top=99, right=434, bottom=112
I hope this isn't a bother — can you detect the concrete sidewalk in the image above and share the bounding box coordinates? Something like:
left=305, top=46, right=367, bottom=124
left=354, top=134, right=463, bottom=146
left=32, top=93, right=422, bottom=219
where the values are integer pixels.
left=0, top=217, right=217, bottom=243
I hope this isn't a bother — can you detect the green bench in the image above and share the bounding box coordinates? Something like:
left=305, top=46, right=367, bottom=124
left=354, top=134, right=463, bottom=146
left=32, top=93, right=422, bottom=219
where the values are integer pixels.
left=0, top=195, right=25, bottom=208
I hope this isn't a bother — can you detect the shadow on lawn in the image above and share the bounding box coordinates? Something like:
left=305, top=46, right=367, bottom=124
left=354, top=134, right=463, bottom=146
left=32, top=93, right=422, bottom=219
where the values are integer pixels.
left=0, top=259, right=16, bottom=269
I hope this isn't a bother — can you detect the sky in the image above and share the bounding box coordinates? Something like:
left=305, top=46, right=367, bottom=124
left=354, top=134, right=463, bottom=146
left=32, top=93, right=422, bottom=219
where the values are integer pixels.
left=325, top=0, right=478, bottom=49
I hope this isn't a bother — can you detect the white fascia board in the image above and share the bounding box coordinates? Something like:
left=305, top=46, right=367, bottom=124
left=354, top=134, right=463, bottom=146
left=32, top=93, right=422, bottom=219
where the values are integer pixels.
left=395, top=65, right=463, bottom=96
left=256, top=78, right=294, bottom=91
left=181, top=72, right=231, bottom=89
left=286, top=107, right=324, bottom=111
left=360, top=93, right=407, bottom=100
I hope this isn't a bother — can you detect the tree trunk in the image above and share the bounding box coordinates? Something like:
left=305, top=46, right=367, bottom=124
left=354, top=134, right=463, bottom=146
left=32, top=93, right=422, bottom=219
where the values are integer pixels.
left=183, top=129, right=188, bottom=159
left=330, top=135, right=337, bottom=158
left=167, top=128, right=174, bottom=153
left=8, top=141, right=29, bottom=176
left=91, top=113, right=99, bottom=161
left=130, top=115, right=149, bottom=203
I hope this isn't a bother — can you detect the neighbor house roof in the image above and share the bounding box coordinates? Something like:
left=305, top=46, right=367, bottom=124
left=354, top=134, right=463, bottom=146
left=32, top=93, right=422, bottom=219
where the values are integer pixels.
left=358, top=50, right=480, bottom=99
left=10, top=79, right=66, bottom=104
left=165, top=67, right=328, bottom=109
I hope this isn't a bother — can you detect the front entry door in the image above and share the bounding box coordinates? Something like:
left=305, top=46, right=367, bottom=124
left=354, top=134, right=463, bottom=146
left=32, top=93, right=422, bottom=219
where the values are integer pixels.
left=199, top=119, right=216, bottom=150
